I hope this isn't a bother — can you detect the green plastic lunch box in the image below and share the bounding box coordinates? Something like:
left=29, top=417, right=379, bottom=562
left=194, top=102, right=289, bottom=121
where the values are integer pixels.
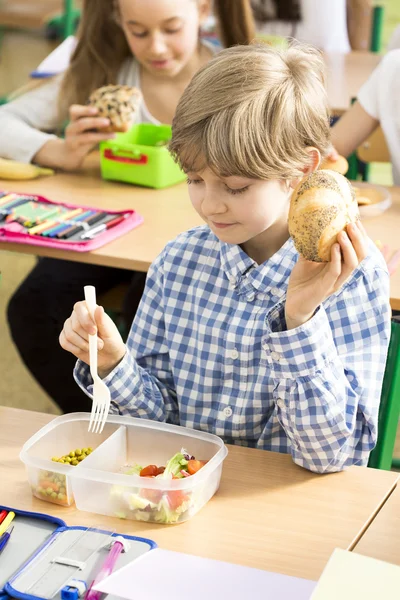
left=99, top=124, right=186, bottom=189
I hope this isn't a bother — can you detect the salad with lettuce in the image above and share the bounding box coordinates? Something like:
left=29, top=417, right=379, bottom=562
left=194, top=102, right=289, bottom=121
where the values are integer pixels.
left=110, top=449, right=208, bottom=524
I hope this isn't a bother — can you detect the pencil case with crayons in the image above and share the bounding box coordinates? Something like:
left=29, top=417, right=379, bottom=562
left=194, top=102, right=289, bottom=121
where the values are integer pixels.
left=0, top=504, right=156, bottom=600
left=0, top=191, right=143, bottom=252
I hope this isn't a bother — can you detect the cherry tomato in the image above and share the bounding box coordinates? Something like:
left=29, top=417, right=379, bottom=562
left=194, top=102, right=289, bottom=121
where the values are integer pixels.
left=140, top=464, right=159, bottom=477
left=140, top=488, right=163, bottom=504
left=167, top=490, right=189, bottom=511
left=187, top=460, right=204, bottom=475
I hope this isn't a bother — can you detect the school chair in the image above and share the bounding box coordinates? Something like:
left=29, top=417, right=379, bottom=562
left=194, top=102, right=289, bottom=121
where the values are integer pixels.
left=368, top=317, right=400, bottom=471
left=0, top=1, right=78, bottom=40
left=370, top=5, right=384, bottom=54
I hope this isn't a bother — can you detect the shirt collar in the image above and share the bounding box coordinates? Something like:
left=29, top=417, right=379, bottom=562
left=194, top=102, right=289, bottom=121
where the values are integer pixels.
left=219, top=236, right=297, bottom=297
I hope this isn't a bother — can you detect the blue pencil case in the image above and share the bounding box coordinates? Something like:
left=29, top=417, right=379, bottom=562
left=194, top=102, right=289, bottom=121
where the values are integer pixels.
left=0, top=505, right=156, bottom=600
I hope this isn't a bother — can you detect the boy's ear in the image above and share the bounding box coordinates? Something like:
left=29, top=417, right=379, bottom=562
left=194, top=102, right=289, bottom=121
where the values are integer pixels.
left=198, top=0, right=212, bottom=25
left=288, top=148, right=321, bottom=190
left=303, top=147, right=321, bottom=175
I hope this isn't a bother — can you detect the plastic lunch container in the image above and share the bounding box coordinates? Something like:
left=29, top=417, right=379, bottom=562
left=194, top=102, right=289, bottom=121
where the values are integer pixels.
left=99, top=123, right=187, bottom=189
left=20, top=413, right=228, bottom=524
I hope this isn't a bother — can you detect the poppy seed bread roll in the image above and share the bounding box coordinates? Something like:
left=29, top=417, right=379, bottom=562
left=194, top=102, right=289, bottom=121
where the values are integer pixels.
left=87, top=85, right=142, bottom=132
left=288, top=170, right=359, bottom=262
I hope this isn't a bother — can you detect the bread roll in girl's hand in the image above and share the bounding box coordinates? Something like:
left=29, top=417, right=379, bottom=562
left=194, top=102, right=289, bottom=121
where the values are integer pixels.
left=87, top=84, right=142, bottom=132
left=289, top=170, right=359, bottom=262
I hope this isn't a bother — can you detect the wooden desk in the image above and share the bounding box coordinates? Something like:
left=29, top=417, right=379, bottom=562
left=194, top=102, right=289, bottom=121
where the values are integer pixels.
left=324, top=51, right=381, bottom=115
left=354, top=484, right=400, bottom=567
left=0, top=167, right=399, bottom=308
left=0, top=159, right=202, bottom=271
left=1, top=406, right=398, bottom=581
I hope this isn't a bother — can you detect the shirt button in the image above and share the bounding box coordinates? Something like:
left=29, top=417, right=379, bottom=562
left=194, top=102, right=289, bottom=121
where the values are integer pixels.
left=230, top=348, right=239, bottom=360
left=223, top=406, right=233, bottom=417
left=271, top=351, right=281, bottom=361
left=247, top=293, right=255, bottom=302
left=277, top=398, right=285, bottom=409
left=271, top=287, right=280, bottom=297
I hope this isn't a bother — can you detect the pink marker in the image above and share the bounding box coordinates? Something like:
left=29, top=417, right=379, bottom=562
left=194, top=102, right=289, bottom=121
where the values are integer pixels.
left=85, top=536, right=130, bottom=600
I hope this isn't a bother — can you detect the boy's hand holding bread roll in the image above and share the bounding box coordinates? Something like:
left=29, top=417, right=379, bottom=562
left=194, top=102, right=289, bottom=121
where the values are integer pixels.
left=285, top=169, right=368, bottom=330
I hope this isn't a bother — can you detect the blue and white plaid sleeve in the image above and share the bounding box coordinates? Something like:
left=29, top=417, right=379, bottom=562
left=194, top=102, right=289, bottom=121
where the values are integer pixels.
left=263, top=265, right=391, bottom=473
left=74, top=248, right=179, bottom=424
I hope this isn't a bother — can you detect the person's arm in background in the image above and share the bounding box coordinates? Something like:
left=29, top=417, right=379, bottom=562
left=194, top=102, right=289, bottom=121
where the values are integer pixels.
left=0, top=76, right=115, bottom=170
left=330, top=49, right=384, bottom=159
left=0, top=77, right=62, bottom=164
left=330, top=101, right=379, bottom=158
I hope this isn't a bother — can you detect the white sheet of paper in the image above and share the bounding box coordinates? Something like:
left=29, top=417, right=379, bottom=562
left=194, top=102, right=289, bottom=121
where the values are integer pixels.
left=93, top=548, right=316, bottom=600
left=31, top=36, right=77, bottom=77
left=311, top=548, right=400, bottom=599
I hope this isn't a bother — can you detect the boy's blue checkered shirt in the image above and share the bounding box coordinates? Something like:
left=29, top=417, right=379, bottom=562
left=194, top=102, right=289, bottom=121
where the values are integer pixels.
left=75, top=226, right=391, bottom=473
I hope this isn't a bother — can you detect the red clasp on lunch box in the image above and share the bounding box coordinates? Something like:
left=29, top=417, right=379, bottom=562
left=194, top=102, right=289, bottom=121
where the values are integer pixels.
left=104, top=149, right=148, bottom=165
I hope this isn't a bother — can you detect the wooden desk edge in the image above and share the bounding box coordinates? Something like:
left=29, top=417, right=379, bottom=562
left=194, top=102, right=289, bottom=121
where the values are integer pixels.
left=348, top=474, right=400, bottom=551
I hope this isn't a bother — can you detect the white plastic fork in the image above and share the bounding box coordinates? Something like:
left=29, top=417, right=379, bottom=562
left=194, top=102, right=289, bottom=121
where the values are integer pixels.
left=84, top=285, right=111, bottom=434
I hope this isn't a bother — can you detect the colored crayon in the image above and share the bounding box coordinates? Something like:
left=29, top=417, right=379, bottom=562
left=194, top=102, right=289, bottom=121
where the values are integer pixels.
left=28, top=208, right=84, bottom=235
left=59, top=223, right=86, bottom=239
left=0, top=193, right=18, bottom=206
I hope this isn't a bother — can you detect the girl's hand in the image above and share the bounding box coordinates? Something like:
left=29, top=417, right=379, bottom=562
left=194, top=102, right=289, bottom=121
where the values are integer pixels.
left=285, top=220, right=368, bottom=330
left=60, top=105, right=116, bottom=171
left=325, top=146, right=340, bottom=162
left=59, top=301, right=126, bottom=378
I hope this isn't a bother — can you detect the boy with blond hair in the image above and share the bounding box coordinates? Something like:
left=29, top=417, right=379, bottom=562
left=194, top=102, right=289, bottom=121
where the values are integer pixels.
left=60, top=43, right=390, bottom=473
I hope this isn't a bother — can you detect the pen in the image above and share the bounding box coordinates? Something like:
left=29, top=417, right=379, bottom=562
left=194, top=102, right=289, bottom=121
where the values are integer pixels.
left=81, top=214, right=128, bottom=239
left=0, top=510, right=7, bottom=525
left=0, top=511, right=15, bottom=537
left=0, top=525, right=14, bottom=555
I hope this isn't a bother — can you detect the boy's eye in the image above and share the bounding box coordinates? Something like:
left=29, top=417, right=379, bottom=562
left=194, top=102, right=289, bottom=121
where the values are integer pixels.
left=186, top=177, right=203, bottom=185
left=165, top=28, right=182, bottom=34
left=225, top=185, right=249, bottom=196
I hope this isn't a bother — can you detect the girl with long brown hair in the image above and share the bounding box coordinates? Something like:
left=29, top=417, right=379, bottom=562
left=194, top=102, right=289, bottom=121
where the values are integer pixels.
left=5, top=0, right=255, bottom=415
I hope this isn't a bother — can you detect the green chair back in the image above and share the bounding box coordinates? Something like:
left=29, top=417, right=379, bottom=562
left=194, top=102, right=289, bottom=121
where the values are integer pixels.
left=370, top=5, right=384, bottom=53
left=368, top=317, right=400, bottom=470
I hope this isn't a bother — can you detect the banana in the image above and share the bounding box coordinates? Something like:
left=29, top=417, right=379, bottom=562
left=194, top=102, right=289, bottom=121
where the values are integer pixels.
left=0, top=158, right=54, bottom=180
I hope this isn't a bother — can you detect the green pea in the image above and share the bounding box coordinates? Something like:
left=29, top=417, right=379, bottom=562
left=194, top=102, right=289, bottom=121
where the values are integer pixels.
left=51, top=492, right=58, bottom=499
left=51, top=457, right=58, bottom=462
left=57, top=493, right=64, bottom=500
left=69, top=451, right=75, bottom=458
left=75, top=448, right=82, bottom=456
left=77, top=455, right=84, bottom=461
left=71, top=460, right=79, bottom=466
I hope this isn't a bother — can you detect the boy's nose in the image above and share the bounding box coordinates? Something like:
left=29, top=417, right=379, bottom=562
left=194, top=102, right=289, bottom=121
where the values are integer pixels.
left=201, top=193, right=227, bottom=217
